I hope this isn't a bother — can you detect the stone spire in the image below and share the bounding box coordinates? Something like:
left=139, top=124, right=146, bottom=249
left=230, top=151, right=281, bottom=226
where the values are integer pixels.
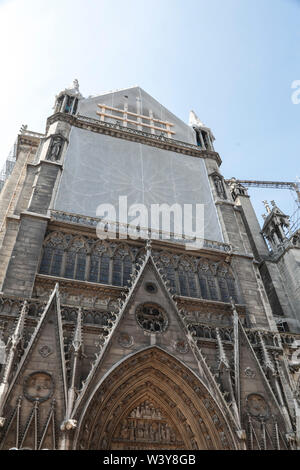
left=0, top=301, right=27, bottom=426
left=72, top=307, right=83, bottom=353
left=189, top=110, right=205, bottom=128
left=216, top=328, right=230, bottom=370
left=258, top=331, right=276, bottom=375
left=61, top=308, right=84, bottom=435
left=263, top=200, right=271, bottom=214
left=261, top=200, right=291, bottom=249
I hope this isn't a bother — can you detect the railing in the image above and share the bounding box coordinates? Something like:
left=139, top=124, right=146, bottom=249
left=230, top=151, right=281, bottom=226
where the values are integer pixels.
left=76, top=113, right=199, bottom=150
left=20, top=128, right=45, bottom=139
left=47, top=112, right=220, bottom=161
left=50, top=209, right=232, bottom=253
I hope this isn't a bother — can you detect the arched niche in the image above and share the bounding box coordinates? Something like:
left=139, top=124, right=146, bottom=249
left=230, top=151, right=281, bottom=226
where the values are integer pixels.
left=74, top=347, right=238, bottom=450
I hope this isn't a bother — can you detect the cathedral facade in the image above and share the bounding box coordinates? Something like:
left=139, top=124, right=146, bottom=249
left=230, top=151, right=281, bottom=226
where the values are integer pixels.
left=0, top=81, right=299, bottom=450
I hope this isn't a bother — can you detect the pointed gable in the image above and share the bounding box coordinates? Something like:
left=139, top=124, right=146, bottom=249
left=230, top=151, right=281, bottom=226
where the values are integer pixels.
left=78, top=86, right=196, bottom=145
left=0, top=285, right=67, bottom=449
left=72, top=250, right=236, bottom=437
left=237, top=319, right=289, bottom=449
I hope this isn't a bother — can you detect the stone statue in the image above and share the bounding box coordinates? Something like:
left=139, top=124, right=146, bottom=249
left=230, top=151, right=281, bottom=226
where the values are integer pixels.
left=120, top=423, right=128, bottom=440
left=47, top=136, right=64, bottom=162
left=73, top=79, right=80, bottom=93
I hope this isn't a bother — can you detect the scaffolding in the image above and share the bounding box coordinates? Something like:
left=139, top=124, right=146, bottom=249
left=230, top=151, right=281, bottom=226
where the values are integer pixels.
left=225, top=178, right=300, bottom=234
left=0, top=141, right=17, bottom=193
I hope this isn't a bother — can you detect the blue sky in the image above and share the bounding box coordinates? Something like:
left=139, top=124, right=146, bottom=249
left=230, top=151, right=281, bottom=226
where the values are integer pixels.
left=0, top=0, right=299, bottom=226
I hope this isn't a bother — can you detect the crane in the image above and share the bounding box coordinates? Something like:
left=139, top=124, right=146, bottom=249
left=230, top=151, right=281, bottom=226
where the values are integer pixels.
left=225, top=179, right=300, bottom=204
left=225, top=178, right=300, bottom=233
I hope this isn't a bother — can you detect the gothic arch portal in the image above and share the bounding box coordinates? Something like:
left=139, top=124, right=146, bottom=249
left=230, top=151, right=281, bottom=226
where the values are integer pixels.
left=74, top=347, right=238, bottom=450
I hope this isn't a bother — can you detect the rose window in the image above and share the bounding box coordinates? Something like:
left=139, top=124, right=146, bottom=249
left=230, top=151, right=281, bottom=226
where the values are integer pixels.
left=135, top=303, right=168, bottom=333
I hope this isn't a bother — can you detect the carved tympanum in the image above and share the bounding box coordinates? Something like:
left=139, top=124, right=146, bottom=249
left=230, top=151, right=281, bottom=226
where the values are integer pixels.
left=112, top=399, right=183, bottom=450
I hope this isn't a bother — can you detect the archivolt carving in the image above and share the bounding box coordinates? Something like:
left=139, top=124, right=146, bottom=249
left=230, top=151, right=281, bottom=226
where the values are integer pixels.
left=74, top=348, right=237, bottom=450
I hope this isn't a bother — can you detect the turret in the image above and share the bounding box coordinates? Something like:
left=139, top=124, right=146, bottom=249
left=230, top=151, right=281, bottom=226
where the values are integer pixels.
left=261, top=201, right=291, bottom=250
left=189, top=110, right=215, bottom=151
left=54, top=79, right=82, bottom=115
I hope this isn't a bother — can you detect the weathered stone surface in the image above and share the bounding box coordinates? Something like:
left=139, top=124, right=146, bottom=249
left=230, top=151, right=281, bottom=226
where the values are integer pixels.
left=0, top=85, right=298, bottom=451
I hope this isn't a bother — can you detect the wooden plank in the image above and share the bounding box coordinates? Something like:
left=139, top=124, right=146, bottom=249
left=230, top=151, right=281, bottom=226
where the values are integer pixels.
left=96, top=111, right=176, bottom=135
left=97, top=103, right=174, bottom=126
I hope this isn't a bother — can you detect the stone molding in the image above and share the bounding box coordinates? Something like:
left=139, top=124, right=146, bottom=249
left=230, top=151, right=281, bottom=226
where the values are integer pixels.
left=46, top=112, right=222, bottom=165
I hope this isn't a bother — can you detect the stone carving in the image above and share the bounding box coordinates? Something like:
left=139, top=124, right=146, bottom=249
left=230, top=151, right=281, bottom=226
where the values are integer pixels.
left=0, top=338, right=6, bottom=365
left=244, top=367, right=256, bottom=379
left=246, top=394, right=269, bottom=420
left=38, top=345, right=53, bottom=358
left=213, top=174, right=227, bottom=200
left=24, top=371, right=54, bottom=403
left=173, top=339, right=189, bottom=354
left=46, top=135, right=64, bottom=162
left=76, top=348, right=234, bottom=450
left=112, top=400, right=181, bottom=448
left=39, top=232, right=236, bottom=301
left=118, top=332, right=134, bottom=349
left=135, top=303, right=168, bottom=334
left=129, top=400, right=162, bottom=420
left=144, top=282, right=157, bottom=294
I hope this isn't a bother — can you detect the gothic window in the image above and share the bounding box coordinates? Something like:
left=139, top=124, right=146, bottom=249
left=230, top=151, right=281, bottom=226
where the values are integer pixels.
left=218, top=277, right=230, bottom=302
left=177, top=266, right=198, bottom=298
left=39, top=235, right=239, bottom=306
left=207, top=276, right=218, bottom=300
left=39, top=246, right=53, bottom=275
left=176, top=258, right=199, bottom=298
left=89, top=244, right=110, bottom=284
left=217, top=265, right=238, bottom=303
left=198, top=275, right=209, bottom=299
left=166, top=265, right=176, bottom=293
left=75, top=248, right=86, bottom=280
left=197, top=261, right=212, bottom=300
left=64, top=251, right=76, bottom=279
left=123, top=255, right=132, bottom=286
left=39, top=234, right=65, bottom=277
left=226, top=276, right=238, bottom=303
left=51, top=247, right=64, bottom=276
left=89, top=252, right=100, bottom=283
left=112, top=250, right=133, bottom=287
left=100, top=253, right=110, bottom=284
left=155, top=252, right=239, bottom=302
left=112, top=254, right=122, bottom=286
left=64, top=239, right=87, bottom=280
left=178, top=269, right=189, bottom=297
left=187, top=271, right=198, bottom=297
